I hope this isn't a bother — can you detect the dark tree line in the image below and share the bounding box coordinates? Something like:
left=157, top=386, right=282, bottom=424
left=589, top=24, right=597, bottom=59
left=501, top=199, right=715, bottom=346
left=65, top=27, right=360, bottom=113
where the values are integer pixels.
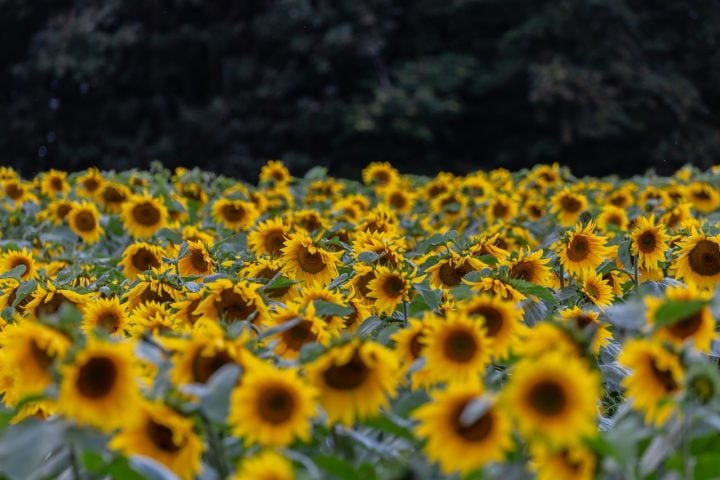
left=2, top=0, right=720, bottom=180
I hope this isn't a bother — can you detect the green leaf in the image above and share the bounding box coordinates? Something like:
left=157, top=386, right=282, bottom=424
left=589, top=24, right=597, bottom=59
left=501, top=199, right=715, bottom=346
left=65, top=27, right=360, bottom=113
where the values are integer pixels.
left=414, top=282, right=441, bottom=310
left=312, top=454, right=362, bottom=480
left=298, top=342, right=325, bottom=363
left=357, top=251, right=381, bottom=263
left=505, top=278, right=557, bottom=305
left=313, top=300, right=353, bottom=317
left=262, top=274, right=297, bottom=291
left=200, top=364, right=241, bottom=423
left=0, top=264, right=26, bottom=281
left=363, top=415, right=415, bottom=441
left=11, top=280, right=36, bottom=308
left=653, top=299, right=708, bottom=327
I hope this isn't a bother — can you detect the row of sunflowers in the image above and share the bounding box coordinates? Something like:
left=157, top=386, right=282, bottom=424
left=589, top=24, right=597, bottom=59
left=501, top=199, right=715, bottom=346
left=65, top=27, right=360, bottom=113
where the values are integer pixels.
left=0, top=161, right=719, bottom=479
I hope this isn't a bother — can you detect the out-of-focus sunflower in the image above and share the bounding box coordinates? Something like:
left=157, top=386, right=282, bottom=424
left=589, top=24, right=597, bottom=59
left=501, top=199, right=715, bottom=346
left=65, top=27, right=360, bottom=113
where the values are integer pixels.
left=362, top=162, right=399, bottom=189
left=630, top=215, right=670, bottom=270
left=645, top=284, right=715, bottom=352
left=464, top=277, right=526, bottom=303
left=296, top=284, right=348, bottom=331
left=211, top=197, right=259, bottom=232
left=248, top=218, right=291, bottom=257
left=351, top=231, right=407, bottom=268
left=306, top=339, right=399, bottom=425
left=414, top=384, right=513, bottom=475
left=259, top=159, right=292, bottom=186
left=266, top=302, right=336, bottom=359
left=469, top=232, right=511, bottom=259
left=44, top=198, right=75, bottom=225
left=121, top=193, right=169, bottom=238
left=556, top=222, right=611, bottom=277
left=67, top=201, right=104, bottom=244
left=618, top=339, right=683, bottom=425
left=0, top=247, right=36, bottom=281
left=82, top=296, right=128, bottom=337
left=596, top=205, right=629, bottom=233
left=241, top=257, right=298, bottom=301
left=558, top=306, right=612, bottom=355
left=461, top=294, right=523, bottom=360
left=76, top=168, right=105, bottom=197
left=40, top=169, right=69, bottom=197
left=120, top=242, right=165, bottom=279
left=195, top=278, right=269, bottom=326
left=426, top=251, right=485, bottom=289
left=531, top=443, right=597, bottom=480
left=110, top=401, right=203, bottom=480
left=2, top=179, right=36, bottom=207
left=231, top=450, right=295, bottom=480
left=383, top=185, right=415, bottom=214
left=58, top=339, right=140, bottom=431
left=486, top=194, right=518, bottom=225
left=25, top=282, right=89, bottom=318
left=672, top=229, right=720, bottom=290
left=177, top=240, right=214, bottom=277
left=128, top=300, right=181, bottom=336
left=124, top=271, right=183, bottom=308
left=550, top=189, right=588, bottom=227
left=514, top=322, right=581, bottom=360
left=391, top=318, right=428, bottom=368
left=661, top=202, right=693, bottom=231
left=228, top=363, right=317, bottom=447
left=503, top=353, right=600, bottom=446
left=580, top=270, right=614, bottom=309
left=685, top=181, right=720, bottom=213
left=280, top=232, right=341, bottom=286
left=366, top=266, right=415, bottom=316
left=170, top=330, right=253, bottom=386
left=95, top=182, right=131, bottom=214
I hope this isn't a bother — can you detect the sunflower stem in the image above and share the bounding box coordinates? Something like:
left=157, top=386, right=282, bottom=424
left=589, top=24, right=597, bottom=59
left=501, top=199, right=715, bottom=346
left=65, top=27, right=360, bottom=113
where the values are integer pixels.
left=559, top=265, right=565, bottom=290
left=201, top=413, right=230, bottom=478
left=633, top=255, right=640, bottom=294
left=402, top=300, right=409, bottom=328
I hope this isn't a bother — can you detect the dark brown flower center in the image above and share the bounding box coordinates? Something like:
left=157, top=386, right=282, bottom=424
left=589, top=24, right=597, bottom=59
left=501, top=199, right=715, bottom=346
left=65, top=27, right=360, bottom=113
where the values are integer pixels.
left=221, top=203, right=246, bottom=223
left=409, top=332, right=424, bottom=359
left=492, top=202, right=509, bottom=219
left=216, top=290, right=256, bottom=323
left=560, top=195, right=582, bottom=213
left=282, top=321, right=317, bottom=351
left=191, top=350, right=233, bottom=383
left=650, top=360, right=678, bottom=393
left=74, top=211, right=97, bottom=232
left=146, top=419, right=184, bottom=452
left=50, top=177, right=64, bottom=191
left=389, top=192, right=408, bottom=210
left=131, top=247, right=160, bottom=272
left=57, top=203, right=72, bottom=219
left=132, top=202, right=161, bottom=227
left=585, top=282, right=600, bottom=300
left=510, top=262, right=533, bottom=282
left=30, top=340, right=55, bottom=370
left=688, top=239, right=720, bottom=276
left=454, top=400, right=494, bottom=442
left=574, top=314, right=595, bottom=329
left=99, top=313, right=120, bottom=333
left=528, top=380, right=567, bottom=416
left=382, top=275, right=406, bottom=298
left=297, top=247, right=327, bottom=274
left=667, top=311, right=704, bottom=340
left=567, top=236, right=590, bottom=262
left=189, top=249, right=210, bottom=273
left=6, top=183, right=23, bottom=200
left=258, top=387, right=296, bottom=424
left=76, top=356, right=118, bottom=399
left=102, top=186, right=126, bottom=203
left=262, top=230, right=286, bottom=257
left=83, top=177, right=100, bottom=192
left=467, top=306, right=503, bottom=336
left=637, top=231, right=657, bottom=253
left=438, top=262, right=466, bottom=287
left=443, top=329, right=478, bottom=362
left=322, top=351, right=370, bottom=390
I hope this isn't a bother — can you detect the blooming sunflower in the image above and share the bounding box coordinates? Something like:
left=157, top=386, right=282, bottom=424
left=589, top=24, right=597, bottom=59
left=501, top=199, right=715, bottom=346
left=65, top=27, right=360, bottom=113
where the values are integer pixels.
left=558, top=306, right=612, bottom=355
left=228, top=363, right=317, bottom=447
left=306, top=339, right=399, bottom=425
left=580, top=270, right=614, bottom=309
left=514, top=322, right=582, bottom=360
left=550, top=189, right=588, bottom=227
left=0, top=248, right=36, bottom=281
left=464, top=277, right=526, bottom=302
left=266, top=302, right=337, bottom=359
left=24, top=282, right=89, bottom=318
left=351, top=230, right=407, bottom=268
left=486, top=194, right=518, bottom=225
left=596, top=205, right=629, bottom=233
left=426, top=251, right=485, bottom=289
left=417, top=312, right=492, bottom=385
left=366, top=266, right=415, bottom=316
left=461, top=294, right=523, bottom=360
left=685, top=181, right=720, bottom=213
left=121, top=193, right=168, bottom=238
left=414, top=384, right=513, bottom=475
left=259, top=159, right=292, bottom=185
left=81, top=296, right=129, bottom=336
left=170, top=330, right=253, bottom=386
left=630, top=215, right=670, bottom=270
left=383, top=185, right=415, bottom=214
left=247, top=218, right=291, bottom=257
left=177, top=240, right=214, bottom=277
left=110, top=401, right=203, bottom=480
left=241, top=257, right=298, bottom=301
left=58, top=339, right=140, bottom=431
left=531, top=443, right=597, bottom=480
left=123, top=270, right=183, bottom=309
left=503, top=353, right=600, bottom=446
left=618, top=339, right=684, bottom=425
left=195, top=278, right=269, bottom=326
left=76, top=168, right=105, bottom=197
left=501, top=248, right=553, bottom=287
left=280, top=232, right=341, bottom=286
left=44, top=198, right=75, bottom=225
left=556, top=222, right=611, bottom=278
left=67, top=201, right=104, bottom=244
left=39, top=169, right=69, bottom=197
left=95, top=182, right=131, bottom=214
left=645, top=284, right=715, bottom=352
left=296, top=284, right=348, bottom=331
left=362, top=161, right=399, bottom=189
left=672, top=229, right=720, bottom=290
left=212, top=197, right=259, bottom=232
left=120, top=242, right=165, bottom=279
left=231, top=450, right=295, bottom=480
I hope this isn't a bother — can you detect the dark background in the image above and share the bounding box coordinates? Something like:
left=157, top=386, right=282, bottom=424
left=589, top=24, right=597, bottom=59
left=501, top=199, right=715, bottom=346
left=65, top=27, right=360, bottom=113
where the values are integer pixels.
left=3, top=0, right=720, bottom=182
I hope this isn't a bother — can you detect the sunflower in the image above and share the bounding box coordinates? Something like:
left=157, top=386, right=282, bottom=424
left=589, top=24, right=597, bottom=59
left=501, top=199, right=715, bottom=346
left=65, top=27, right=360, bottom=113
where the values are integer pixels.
left=514, top=322, right=582, bottom=360
left=241, top=257, right=298, bottom=301
left=341, top=297, right=372, bottom=332
left=558, top=306, right=612, bottom=355
left=417, top=312, right=492, bottom=385
left=24, top=282, right=89, bottom=318
left=177, top=240, right=214, bottom=277
left=259, top=159, right=292, bottom=186
left=124, top=271, right=183, bottom=309
left=195, top=278, right=269, bottom=326
left=461, top=294, right=523, bottom=360
left=618, top=339, right=684, bottom=425
left=266, top=302, right=337, bottom=359
left=121, top=193, right=168, bottom=238
left=229, top=363, right=317, bottom=447
left=76, top=168, right=105, bottom=197
left=414, top=384, right=513, bottom=475
left=292, top=209, right=329, bottom=233
left=523, top=197, right=546, bottom=221
left=40, top=169, right=69, bottom=197
left=501, top=248, right=553, bottom=287
left=44, top=198, right=75, bottom=225
left=58, top=339, right=140, bottom=431
left=296, top=284, right=348, bottom=331
left=486, top=194, right=518, bottom=225
left=596, top=205, right=629, bottom=233
left=0, top=278, right=32, bottom=314
left=579, top=270, right=613, bottom=309
left=661, top=202, right=693, bottom=231
left=280, top=232, right=341, bottom=286
left=95, top=181, right=131, bottom=213
left=383, top=185, right=415, bottom=214
left=110, top=401, right=203, bottom=480
left=248, top=218, right=291, bottom=257
left=464, top=277, right=526, bottom=302
left=550, top=189, right=588, bottom=227
left=503, top=353, right=600, bottom=446
left=128, top=300, right=182, bottom=336
left=390, top=318, right=429, bottom=368
left=120, top=242, right=165, bottom=279
left=426, top=251, right=485, bottom=289
left=170, top=330, right=253, bottom=386
left=2, top=179, right=35, bottom=207
left=362, top=162, right=399, bottom=189
left=348, top=262, right=376, bottom=304
left=67, top=201, right=104, bottom=244
left=556, top=222, right=611, bottom=278
left=0, top=248, right=36, bottom=281
left=231, top=450, right=295, bottom=480
left=356, top=204, right=399, bottom=235
left=212, top=197, right=259, bottom=232
left=0, top=320, right=71, bottom=403
left=82, top=296, right=129, bottom=336
left=468, top=232, right=510, bottom=259
left=630, top=215, right=669, bottom=270
left=531, top=443, right=597, bottom=480
left=685, top=181, right=720, bottom=213
left=367, top=266, right=415, bottom=316
left=645, top=284, right=715, bottom=352
left=306, top=339, right=399, bottom=425
left=672, top=229, right=720, bottom=290
left=351, top=230, right=407, bottom=268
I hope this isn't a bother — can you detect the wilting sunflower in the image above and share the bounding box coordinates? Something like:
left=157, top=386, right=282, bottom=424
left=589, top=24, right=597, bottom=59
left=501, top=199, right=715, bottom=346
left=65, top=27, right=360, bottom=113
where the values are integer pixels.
left=618, top=339, right=684, bottom=425
left=121, top=242, right=165, bottom=279
left=231, top=450, right=295, bottom=480
left=630, top=215, right=670, bottom=270
left=0, top=320, right=71, bottom=403
left=228, top=363, right=317, bottom=447
left=59, top=339, right=140, bottom=431
left=248, top=218, right=291, bottom=257
left=362, top=161, right=399, bottom=189
left=672, top=229, right=720, bottom=290
left=503, top=353, right=600, bottom=446
left=556, top=222, right=611, bottom=278
left=558, top=306, right=612, bottom=355
left=81, top=296, right=128, bottom=336
left=195, top=278, right=269, bottom=326
left=177, top=240, right=214, bottom=277
left=531, top=443, right=597, bottom=480
left=0, top=248, right=36, bottom=281
left=121, top=193, right=168, bottom=238
left=461, top=294, right=523, bottom=360
left=414, top=384, right=513, bottom=475
left=550, top=189, right=588, bottom=227
left=306, top=339, right=399, bottom=425
left=110, top=401, right=203, bottom=480
left=367, top=266, right=416, bottom=316
left=501, top=248, right=553, bottom=287
left=280, top=232, right=341, bottom=286
left=580, top=270, right=614, bottom=309
left=645, top=284, right=715, bottom=352
left=67, top=201, right=104, bottom=244
left=417, top=312, right=492, bottom=385
left=426, top=251, right=485, bottom=289
left=211, top=197, right=259, bottom=232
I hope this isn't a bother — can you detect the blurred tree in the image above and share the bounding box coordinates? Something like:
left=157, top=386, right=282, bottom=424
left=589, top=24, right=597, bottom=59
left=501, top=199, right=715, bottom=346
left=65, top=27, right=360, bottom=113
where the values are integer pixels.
left=1, top=0, right=719, bottom=180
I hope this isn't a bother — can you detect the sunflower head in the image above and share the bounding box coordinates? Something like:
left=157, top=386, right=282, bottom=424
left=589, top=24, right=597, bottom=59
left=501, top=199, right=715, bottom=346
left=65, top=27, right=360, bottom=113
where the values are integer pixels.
left=231, top=450, right=295, bottom=480
left=556, top=222, right=610, bottom=278
left=68, top=201, right=104, bottom=244
left=177, top=240, right=214, bottom=277
left=122, top=193, right=169, bottom=238
left=212, top=197, right=259, bottom=232
left=672, top=230, right=720, bottom=290
left=280, top=232, right=341, bottom=286
left=247, top=218, right=290, bottom=257
left=121, top=242, right=165, bottom=279
left=366, top=266, right=415, bottom=316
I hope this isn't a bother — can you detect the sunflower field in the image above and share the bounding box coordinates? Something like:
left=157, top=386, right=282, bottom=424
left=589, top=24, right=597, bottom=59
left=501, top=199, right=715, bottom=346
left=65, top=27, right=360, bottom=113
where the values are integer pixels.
left=2, top=162, right=720, bottom=479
